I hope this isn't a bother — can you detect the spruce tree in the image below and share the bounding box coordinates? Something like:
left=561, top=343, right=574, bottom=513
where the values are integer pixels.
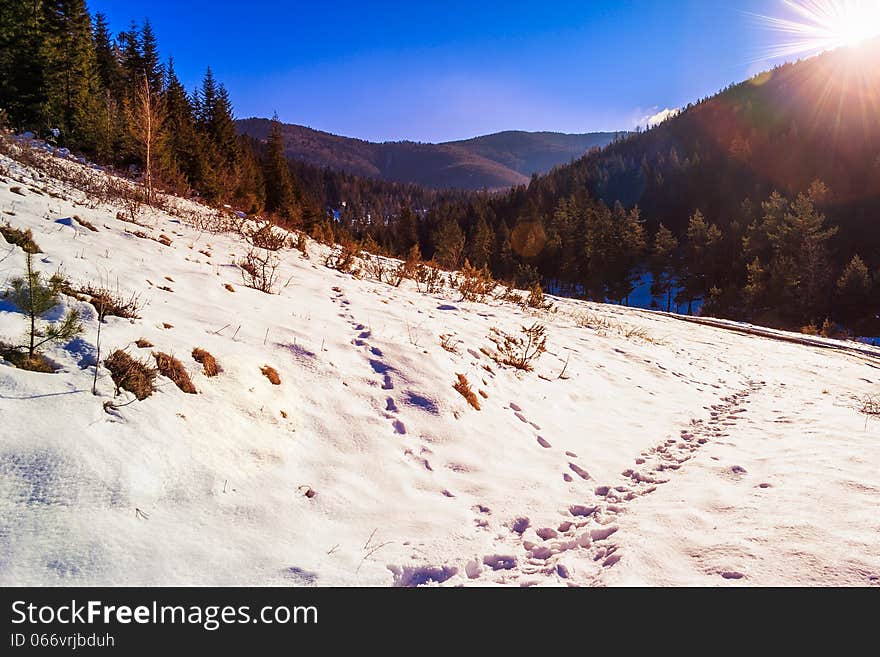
left=650, top=223, right=679, bottom=312
left=262, top=113, right=296, bottom=220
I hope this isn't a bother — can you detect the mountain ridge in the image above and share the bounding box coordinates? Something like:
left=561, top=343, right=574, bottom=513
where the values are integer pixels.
left=235, top=118, right=622, bottom=190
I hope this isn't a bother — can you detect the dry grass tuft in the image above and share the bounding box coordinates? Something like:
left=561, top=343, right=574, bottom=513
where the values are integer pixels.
left=135, top=338, right=153, bottom=349
left=224, top=283, right=235, bottom=292
left=154, top=352, right=197, bottom=394
left=73, top=215, right=98, bottom=232
left=192, top=347, right=221, bottom=377
left=105, top=350, right=157, bottom=400
left=453, top=373, right=481, bottom=410
left=0, top=223, right=41, bottom=253
left=261, top=365, right=281, bottom=385
left=0, top=343, right=55, bottom=372
left=80, top=284, right=143, bottom=321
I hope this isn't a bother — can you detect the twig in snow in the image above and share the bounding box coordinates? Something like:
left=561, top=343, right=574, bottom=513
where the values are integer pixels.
left=557, top=353, right=571, bottom=380
left=212, top=324, right=230, bottom=335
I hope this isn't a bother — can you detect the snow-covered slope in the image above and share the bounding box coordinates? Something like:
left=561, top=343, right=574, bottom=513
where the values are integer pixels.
left=1, top=149, right=878, bottom=587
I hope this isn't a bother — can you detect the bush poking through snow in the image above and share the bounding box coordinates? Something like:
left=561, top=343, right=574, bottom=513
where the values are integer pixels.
left=0, top=223, right=41, bottom=253
left=456, top=260, right=495, bottom=302
left=453, top=374, right=481, bottom=410
left=135, top=338, right=153, bottom=348
left=239, top=247, right=280, bottom=294
left=439, top=333, right=460, bottom=354
left=325, top=242, right=358, bottom=274
left=525, top=283, right=553, bottom=311
left=859, top=395, right=880, bottom=417
left=105, top=350, right=157, bottom=400
left=192, top=348, right=221, bottom=377
left=489, top=323, right=548, bottom=371
left=261, top=365, right=281, bottom=385
left=154, top=352, right=197, bottom=394
left=244, top=220, right=287, bottom=251
left=415, top=262, right=445, bottom=294
left=80, top=284, right=144, bottom=320
left=3, top=252, right=82, bottom=370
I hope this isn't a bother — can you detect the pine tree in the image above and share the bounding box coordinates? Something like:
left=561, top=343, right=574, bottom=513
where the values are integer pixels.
left=433, top=219, right=465, bottom=270
left=467, top=214, right=494, bottom=268
left=41, top=0, right=102, bottom=149
left=7, top=252, right=82, bottom=362
left=680, top=210, right=722, bottom=314
left=139, top=19, right=164, bottom=94
left=650, top=223, right=679, bottom=312
left=262, top=113, right=296, bottom=220
left=162, top=58, right=201, bottom=191
left=0, top=0, right=48, bottom=131
left=92, top=12, right=121, bottom=92
left=836, top=255, right=871, bottom=322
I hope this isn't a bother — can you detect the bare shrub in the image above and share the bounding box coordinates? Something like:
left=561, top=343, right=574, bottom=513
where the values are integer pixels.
left=261, top=365, right=281, bottom=385
left=390, top=244, right=421, bottom=287
left=292, top=232, right=309, bottom=258
left=135, top=338, right=153, bottom=348
left=859, top=395, right=880, bottom=416
left=440, top=333, right=460, bottom=354
left=239, top=247, right=280, bottom=294
left=154, top=352, right=197, bottom=394
left=495, top=284, right=523, bottom=304
left=325, top=242, right=358, bottom=274
left=453, top=374, right=481, bottom=410
left=363, top=254, right=390, bottom=284
left=192, top=347, right=221, bottom=377
left=80, top=284, right=144, bottom=320
left=105, top=349, right=157, bottom=400
left=415, top=261, right=445, bottom=294
left=244, top=220, right=287, bottom=251
left=489, top=323, right=547, bottom=371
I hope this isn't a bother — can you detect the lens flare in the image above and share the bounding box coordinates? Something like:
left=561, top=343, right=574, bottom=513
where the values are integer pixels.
left=753, top=0, right=880, bottom=60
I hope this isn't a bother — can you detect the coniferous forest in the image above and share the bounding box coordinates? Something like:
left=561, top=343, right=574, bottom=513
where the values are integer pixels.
left=2, top=1, right=879, bottom=335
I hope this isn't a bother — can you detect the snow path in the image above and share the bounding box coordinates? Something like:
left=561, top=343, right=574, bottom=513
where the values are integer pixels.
left=1, top=150, right=879, bottom=586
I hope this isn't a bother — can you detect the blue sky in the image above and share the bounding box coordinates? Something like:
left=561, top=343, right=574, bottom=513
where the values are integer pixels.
left=88, top=0, right=799, bottom=142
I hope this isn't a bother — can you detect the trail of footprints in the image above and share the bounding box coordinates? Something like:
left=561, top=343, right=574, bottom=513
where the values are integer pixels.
left=331, top=285, right=764, bottom=585
left=469, top=380, right=764, bottom=586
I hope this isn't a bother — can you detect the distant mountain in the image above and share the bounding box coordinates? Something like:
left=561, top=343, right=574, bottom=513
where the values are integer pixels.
left=235, top=118, right=622, bottom=190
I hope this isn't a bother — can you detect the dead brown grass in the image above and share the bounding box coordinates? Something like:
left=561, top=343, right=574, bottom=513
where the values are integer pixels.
left=261, top=365, right=281, bottom=385
left=135, top=338, right=153, bottom=349
left=0, top=344, right=55, bottom=372
left=192, top=347, right=221, bottom=377
left=453, top=374, right=481, bottom=410
left=105, top=350, right=157, bottom=400
left=154, top=352, right=197, bottom=394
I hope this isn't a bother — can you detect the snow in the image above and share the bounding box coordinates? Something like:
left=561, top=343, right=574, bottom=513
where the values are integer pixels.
left=1, top=147, right=879, bottom=587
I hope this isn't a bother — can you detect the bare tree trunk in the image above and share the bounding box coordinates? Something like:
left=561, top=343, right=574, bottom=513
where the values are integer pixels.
left=128, top=75, right=164, bottom=206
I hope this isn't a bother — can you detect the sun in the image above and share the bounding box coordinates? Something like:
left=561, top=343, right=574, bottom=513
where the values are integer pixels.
left=753, top=0, right=880, bottom=60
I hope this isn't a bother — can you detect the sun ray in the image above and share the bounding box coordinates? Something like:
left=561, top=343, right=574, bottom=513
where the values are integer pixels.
left=750, top=0, right=880, bottom=62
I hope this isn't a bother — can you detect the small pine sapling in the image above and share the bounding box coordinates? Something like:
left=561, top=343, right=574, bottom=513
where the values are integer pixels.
left=3, top=252, right=82, bottom=370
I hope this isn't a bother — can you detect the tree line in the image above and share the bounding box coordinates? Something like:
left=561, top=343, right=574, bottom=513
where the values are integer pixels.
left=2, top=3, right=878, bottom=335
